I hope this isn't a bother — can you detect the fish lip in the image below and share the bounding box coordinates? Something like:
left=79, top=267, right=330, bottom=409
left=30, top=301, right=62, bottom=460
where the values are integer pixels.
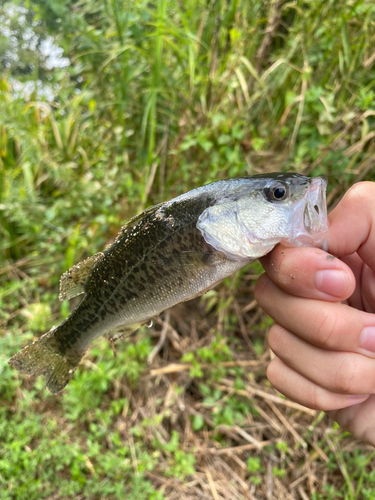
left=286, top=176, right=328, bottom=248
left=307, top=176, right=328, bottom=232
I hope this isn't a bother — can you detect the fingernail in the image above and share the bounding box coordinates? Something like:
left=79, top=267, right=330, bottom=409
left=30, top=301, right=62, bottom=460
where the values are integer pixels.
left=315, top=270, right=349, bottom=297
left=359, top=327, right=375, bottom=353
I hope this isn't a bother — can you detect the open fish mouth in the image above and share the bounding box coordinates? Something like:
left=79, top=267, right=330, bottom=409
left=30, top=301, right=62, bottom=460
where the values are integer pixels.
left=304, top=177, right=328, bottom=233
left=289, top=176, right=328, bottom=248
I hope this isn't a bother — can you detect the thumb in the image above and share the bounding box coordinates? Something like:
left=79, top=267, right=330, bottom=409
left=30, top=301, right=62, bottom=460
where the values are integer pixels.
left=327, top=182, right=375, bottom=273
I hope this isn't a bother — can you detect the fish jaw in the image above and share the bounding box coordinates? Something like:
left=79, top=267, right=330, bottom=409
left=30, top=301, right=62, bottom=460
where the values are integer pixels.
left=283, top=176, right=328, bottom=249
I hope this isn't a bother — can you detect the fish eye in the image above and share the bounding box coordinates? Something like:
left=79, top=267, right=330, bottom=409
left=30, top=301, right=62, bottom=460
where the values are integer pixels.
left=264, top=183, right=289, bottom=202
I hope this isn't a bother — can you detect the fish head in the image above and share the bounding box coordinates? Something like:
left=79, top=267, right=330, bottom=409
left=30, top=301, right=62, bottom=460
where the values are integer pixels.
left=196, top=173, right=328, bottom=260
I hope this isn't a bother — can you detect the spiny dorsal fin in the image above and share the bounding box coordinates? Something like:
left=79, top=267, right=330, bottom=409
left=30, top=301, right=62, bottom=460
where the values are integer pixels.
left=59, top=252, right=104, bottom=301
left=115, top=203, right=164, bottom=240
left=60, top=204, right=164, bottom=301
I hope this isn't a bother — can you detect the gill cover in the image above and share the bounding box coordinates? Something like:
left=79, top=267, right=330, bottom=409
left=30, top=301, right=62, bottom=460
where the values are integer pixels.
left=196, top=175, right=328, bottom=260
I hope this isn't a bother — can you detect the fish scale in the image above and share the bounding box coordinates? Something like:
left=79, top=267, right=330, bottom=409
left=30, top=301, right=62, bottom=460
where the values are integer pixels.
left=9, top=173, right=328, bottom=394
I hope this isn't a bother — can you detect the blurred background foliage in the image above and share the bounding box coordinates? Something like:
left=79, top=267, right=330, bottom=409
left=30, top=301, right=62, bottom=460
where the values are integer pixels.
left=1, top=0, right=375, bottom=498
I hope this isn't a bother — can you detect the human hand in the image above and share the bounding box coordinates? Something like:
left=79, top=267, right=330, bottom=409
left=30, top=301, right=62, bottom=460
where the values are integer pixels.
left=254, top=181, right=375, bottom=445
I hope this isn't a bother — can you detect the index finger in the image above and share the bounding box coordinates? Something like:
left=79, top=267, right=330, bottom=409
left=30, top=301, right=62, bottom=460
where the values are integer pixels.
left=254, top=273, right=375, bottom=357
left=259, top=245, right=355, bottom=302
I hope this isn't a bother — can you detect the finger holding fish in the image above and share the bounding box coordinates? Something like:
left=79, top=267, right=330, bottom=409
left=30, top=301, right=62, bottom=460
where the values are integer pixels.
left=255, top=272, right=375, bottom=357
left=255, top=180, right=375, bottom=357
left=259, top=181, right=375, bottom=312
left=327, top=182, right=375, bottom=274
left=259, top=245, right=355, bottom=302
left=255, top=180, right=375, bottom=444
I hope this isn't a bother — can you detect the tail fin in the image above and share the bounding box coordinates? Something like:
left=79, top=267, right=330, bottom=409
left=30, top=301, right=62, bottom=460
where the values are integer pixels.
left=8, top=328, right=84, bottom=394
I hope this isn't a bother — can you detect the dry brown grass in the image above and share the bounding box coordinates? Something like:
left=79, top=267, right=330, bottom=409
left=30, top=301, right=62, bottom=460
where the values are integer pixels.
left=104, top=266, right=375, bottom=499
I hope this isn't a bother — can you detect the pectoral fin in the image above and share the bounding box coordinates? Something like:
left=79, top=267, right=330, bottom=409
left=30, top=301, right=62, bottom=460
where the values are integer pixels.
left=106, top=321, right=148, bottom=342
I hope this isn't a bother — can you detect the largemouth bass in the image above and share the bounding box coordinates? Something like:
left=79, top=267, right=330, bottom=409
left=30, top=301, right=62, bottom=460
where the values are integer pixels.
left=9, top=173, right=328, bottom=394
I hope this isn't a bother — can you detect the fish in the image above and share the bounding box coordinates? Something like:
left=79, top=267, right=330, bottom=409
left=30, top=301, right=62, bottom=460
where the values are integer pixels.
left=8, top=172, right=328, bottom=394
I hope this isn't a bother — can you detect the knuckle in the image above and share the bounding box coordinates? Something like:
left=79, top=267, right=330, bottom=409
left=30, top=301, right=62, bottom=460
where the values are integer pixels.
left=267, top=325, right=286, bottom=353
left=254, top=273, right=268, bottom=298
left=315, top=309, right=338, bottom=348
left=309, top=383, right=328, bottom=411
left=266, top=359, right=277, bottom=384
left=333, top=357, right=359, bottom=394
left=254, top=274, right=274, bottom=307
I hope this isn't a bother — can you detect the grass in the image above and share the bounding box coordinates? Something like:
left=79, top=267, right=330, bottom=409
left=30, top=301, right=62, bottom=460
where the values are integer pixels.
left=2, top=266, right=375, bottom=499
left=1, top=0, right=375, bottom=498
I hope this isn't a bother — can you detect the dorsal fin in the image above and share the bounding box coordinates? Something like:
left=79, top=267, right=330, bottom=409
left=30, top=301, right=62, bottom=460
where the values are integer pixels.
left=59, top=252, right=104, bottom=300
left=59, top=204, right=164, bottom=301
left=115, top=203, right=164, bottom=239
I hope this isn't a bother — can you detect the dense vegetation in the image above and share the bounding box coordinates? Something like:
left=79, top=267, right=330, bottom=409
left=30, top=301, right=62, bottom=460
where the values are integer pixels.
left=1, top=0, right=375, bottom=498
